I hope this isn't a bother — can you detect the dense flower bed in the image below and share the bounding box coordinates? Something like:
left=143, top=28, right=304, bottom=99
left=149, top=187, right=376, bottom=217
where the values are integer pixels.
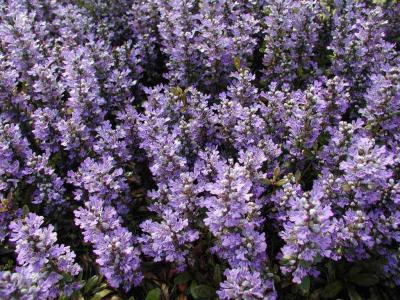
left=0, top=0, right=399, bottom=299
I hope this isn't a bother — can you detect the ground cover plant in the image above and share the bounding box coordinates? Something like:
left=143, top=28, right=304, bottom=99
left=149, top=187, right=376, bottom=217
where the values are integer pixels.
left=0, top=0, right=399, bottom=299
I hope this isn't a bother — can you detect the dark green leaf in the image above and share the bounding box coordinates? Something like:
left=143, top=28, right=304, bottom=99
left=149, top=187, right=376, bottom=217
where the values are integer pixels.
left=326, top=261, right=335, bottom=282
left=310, top=288, right=322, bottom=300
left=95, top=283, right=109, bottom=292
left=299, top=276, right=310, bottom=294
left=259, top=40, right=267, bottom=52
left=189, top=280, right=197, bottom=291
left=262, top=178, right=272, bottom=186
left=84, top=276, right=100, bottom=294
left=312, top=142, right=319, bottom=152
left=145, top=288, right=161, bottom=300
left=213, top=264, right=222, bottom=284
left=22, top=205, right=29, bottom=216
left=347, top=266, right=362, bottom=277
left=299, top=260, right=312, bottom=268
left=348, top=274, right=379, bottom=287
left=191, top=285, right=215, bottom=299
left=62, top=272, right=73, bottom=282
left=273, top=166, right=280, bottom=180
left=295, top=170, right=301, bottom=183
left=174, top=272, right=191, bottom=285
left=314, top=254, right=322, bottom=263
left=90, top=289, right=113, bottom=300
left=369, top=287, right=383, bottom=300
left=70, top=289, right=82, bottom=300
left=273, top=274, right=281, bottom=283
left=347, top=284, right=362, bottom=300
left=322, top=281, right=343, bottom=299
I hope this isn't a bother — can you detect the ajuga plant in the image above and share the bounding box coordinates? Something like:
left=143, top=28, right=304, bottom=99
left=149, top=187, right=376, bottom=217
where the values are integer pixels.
left=0, top=0, right=399, bottom=299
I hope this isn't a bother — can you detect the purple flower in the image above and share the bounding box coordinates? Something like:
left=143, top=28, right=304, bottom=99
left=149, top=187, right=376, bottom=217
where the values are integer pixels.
left=9, top=213, right=81, bottom=275
left=140, top=172, right=202, bottom=269
left=74, top=198, right=142, bottom=290
left=276, top=180, right=338, bottom=283
left=262, top=0, right=322, bottom=85
left=218, top=267, right=276, bottom=300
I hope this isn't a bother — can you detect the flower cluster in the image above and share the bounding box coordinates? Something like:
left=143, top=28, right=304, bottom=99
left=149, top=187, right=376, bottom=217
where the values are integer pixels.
left=202, top=158, right=276, bottom=299
left=75, top=198, right=142, bottom=291
left=261, top=0, right=322, bottom=85
left=156, top=0, right=259, bottom=92
left=273, top=179, right=338, bottom=283
left=0, top=213, right=81, bottom=299
left=1, top=0, right=400, bottom=299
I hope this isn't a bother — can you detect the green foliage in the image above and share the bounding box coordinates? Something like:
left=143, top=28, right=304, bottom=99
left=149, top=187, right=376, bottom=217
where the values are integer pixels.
left=84, top=276, right=102, bottom=294
left=348, top=273, right=380, bottom=287
left=213, top=264, right=222, bottom=285
left=90, top=289, right=113, bottom=300
left=174, top=272, right=191, bottom=285
left=190, top=284, right=216, bottom=299
left=347, top=284, right=362, bottom=300
left=322, top=281, right=343, bottom=299
left=145, top=288, right=161, bottom=300
left=299, top=276, right=311, bottom=295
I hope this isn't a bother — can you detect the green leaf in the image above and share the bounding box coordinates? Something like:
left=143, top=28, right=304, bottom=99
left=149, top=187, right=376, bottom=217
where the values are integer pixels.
left=145, top=288, right=161, bottom=300
left=213, top=264, right=222, bottom=284
left=22, top=205, right=29, bottom=216
left=262, top=178, right=272, bottom=186
left=312, top=142, right=319, bottom=152
left=259, top=40, right=267, bottom=53
left=62, top=272, right=73, bottom=282
left=84, top=276, right=100, bottom=294
left=170, top=86, right=183, bottom=97
left=295, top=170, right=301, bottom=183
left=347, top=284, right=362, bottom=300
left=273, top=166, right=281, bottom=180
left=348, top=274, right=379, bottom=287
left=233, top=57, right=241, bottom=71
left=189, top=280, right=198, bottom=292
left=191, top=285, right=215, bottom=299
left=326, top=261, right=335, bottom=282
left=299, top=276, right=310, bottom=294
left=314, top=254, right=323, bottom=263
left=297, top=65, right=305, bottom=79
left=369, top=287, right=383, bottom=300
left=174, top=272, right=191, bottom=285
left=96, top=283, right=109, bottom=291
left=299, top=260, right=312, bottom=268
left=322, top=281, right=343, bottom=299
left=310, top=288, right=322, bottom=300
left=275, top=179, right=287, bottom=187
left=347, top=266, right=362, bottom=277
left=90, top=289, right=113, bottom=300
